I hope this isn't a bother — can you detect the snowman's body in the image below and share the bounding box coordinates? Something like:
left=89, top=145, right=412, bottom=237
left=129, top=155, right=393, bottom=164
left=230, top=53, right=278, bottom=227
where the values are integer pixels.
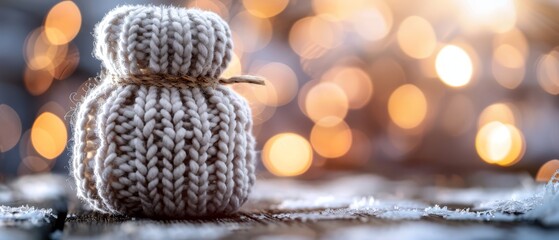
left=72, top=5, right=256, bottom=218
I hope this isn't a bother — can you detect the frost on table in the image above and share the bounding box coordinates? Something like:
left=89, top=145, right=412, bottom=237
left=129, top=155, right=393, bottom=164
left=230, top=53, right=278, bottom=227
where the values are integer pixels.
left=324, top=222, right=558, bottom=240
left=0, top=205, right=55, bottom=227
left=252, top=170, right=559, bottom=226
left=62, top=170, right=559, bottom=239
left=0, top=174, right=67, bottom=240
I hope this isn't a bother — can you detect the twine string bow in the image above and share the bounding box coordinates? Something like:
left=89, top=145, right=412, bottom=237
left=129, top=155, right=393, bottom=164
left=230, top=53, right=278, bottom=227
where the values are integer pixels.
left=110, top=73, right=266, bottom=87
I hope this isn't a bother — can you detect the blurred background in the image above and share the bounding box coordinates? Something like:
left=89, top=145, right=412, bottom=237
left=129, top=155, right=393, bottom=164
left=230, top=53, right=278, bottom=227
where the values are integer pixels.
left=1, top=0, right=559, bottom=182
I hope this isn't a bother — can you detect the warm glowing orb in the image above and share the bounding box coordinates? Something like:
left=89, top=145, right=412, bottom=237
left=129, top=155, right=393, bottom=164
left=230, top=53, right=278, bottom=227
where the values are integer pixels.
left=536, top=160, right=559, bottom=182
left=263, top=133, right=313, bottom=177
left=388, top=84, right=428, bottom=129
left=436, top=45, right=473, bottom=87
left=31, top=112, right=67, bottom=159
left=45, top=1, right=82, bottom=45
left=476, top=121, right=524, bottom=166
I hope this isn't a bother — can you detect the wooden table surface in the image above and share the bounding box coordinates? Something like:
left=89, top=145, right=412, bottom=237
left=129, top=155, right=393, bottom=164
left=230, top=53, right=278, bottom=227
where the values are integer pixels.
left=1, top=173, right=559, bottom=240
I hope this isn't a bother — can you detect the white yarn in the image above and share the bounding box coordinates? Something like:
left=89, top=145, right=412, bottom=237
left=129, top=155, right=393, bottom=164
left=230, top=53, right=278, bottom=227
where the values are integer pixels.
left=72, top=5, right=256, bottom=218
left=94, top=5, right=232, bottom=80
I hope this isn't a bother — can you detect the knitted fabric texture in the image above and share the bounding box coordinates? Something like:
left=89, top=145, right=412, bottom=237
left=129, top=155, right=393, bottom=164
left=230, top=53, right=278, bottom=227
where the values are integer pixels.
left=71, top=5, right=256, bottom=218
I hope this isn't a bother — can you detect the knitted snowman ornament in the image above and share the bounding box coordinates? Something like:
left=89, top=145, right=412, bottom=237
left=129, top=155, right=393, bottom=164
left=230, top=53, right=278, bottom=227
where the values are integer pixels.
left=72, top=5, right=260, bottom=218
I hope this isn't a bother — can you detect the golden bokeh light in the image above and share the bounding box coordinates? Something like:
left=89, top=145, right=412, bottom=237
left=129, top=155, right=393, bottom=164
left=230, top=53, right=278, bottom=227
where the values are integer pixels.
left=310, top=118, right=352, bottom=158
left=312, top=0, right=365, bottom=20
left=231, top=83, right=276, bottom=125
left=346, top=1, right=392, bottom=41
left=262, top=133, right=313, bottom=177
left=321, top=66, right=373, bottom=109
left=289, top=15, right=343, bottom=59
left=297, top=80, right=318, bottom=117
left=397, top=16, right=437, bottom=59
left=0, top=104, right=22, bottom=153
left=24, top=67, right=53, bottom=96
left=537, top=49, right=559, bottom=95
left=304, top=82, right=349, bottom=125
left=186, top=0, right=229, bottom=19
left=44, top=1, right=82, bottom=45
left=536, top=160, right=559, bottom=182
left=222, top=52, right=242, bottom=79
left=243, top=0, right=289, bottom=18
left=52, top=43, right=80, bottom=80
left=24, top=28, right=68, bottom=71
left=312, top=0, right=392, bottom=41
left=250, top=78, right=278, bottom=108
left=494, top=44, right=524, bottom=69
left=31, top=112, right=68, bottom=160
left=230, top=11, right=272, bottom=52
left=458, top=0, right=516, bottom=33
left=492, top=44, right=525, bottom=89
left=253, top=62, right=298, bottom=106
left=491, top=29, right=528, bottom=89
left=493, top=28, right=529, bottom=57
left=478, top=103, right=516, bottom=128
left=475, top=121, right=525, bottom=166
left=435, top=45, right=473, bottom=87
left=388, top=84, right=428, bottom=129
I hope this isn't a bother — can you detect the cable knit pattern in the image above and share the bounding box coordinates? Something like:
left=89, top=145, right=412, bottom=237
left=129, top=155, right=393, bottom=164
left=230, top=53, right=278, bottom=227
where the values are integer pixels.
left=72, top=5, right=256, bottom=218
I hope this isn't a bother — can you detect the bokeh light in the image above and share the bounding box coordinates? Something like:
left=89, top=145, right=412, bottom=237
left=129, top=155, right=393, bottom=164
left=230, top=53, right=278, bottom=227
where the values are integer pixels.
left=289, top=15, right=343, bottom=59
left=491, top=45, right=525, bottom=89
left=435, top=45, right=473, bottom=87
left=312, top=0, right=393, bottom=41
left=30, top=112, right=68, bottom=160
left=475, top=121, right=525, bottom=166
left=186, top=0, right=229, bottom=18
left=494, top=28, right=529, bottom=56
left=0, top=105, right=22, bottom=153
left=478, top=103, right=517, bottom=128
left=52, top=43, right=80, bottom=80
left=242, top=0, right=289, bottom=18
left=321, top=66, right=373, bottom=109
left=388, top=84, right=428, bottom=130
left=230, top=11, right=272, bottom=52
left=397, top=16, right=437, bottom=59
left=310, top=118, right=352, bottom=158
left=44, top=1, right=82, bottom=45
left=312, top=0, right=367, bottom=20
left=345, top=1, right=392, bottom=42
left=24, top=67, right=53, bottom=96
left=262, top=133, right=313, bottom=177
left=24, top=28, right=68, bottom=71
left=231, top=83, right=276, bottom=125
left=536, top=160, right=559, bottom=182
left=222, top=53, right=242, bottom=78
left=537, top=48, right=559, bottom=95
left=304, top=82, right=348, bottom=125
left=252, top=62, right=298, bottom=106
left=494, top=44, right=524, bottom=69
left=458, top=0, right=517, bottom=33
